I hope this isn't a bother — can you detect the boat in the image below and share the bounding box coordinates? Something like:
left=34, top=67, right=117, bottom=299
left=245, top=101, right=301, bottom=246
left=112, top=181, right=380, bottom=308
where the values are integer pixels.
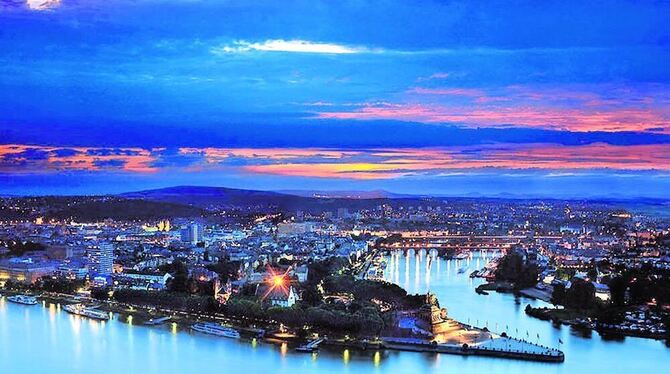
left=7, top=295, right=38, bottom=305
left=191, top=322, right=240, bottom=339
left=296, top=338, right=324, bottom=353
left=144, top=316, right=171, bottom=326
left=63, top=304, right=110, bottom=320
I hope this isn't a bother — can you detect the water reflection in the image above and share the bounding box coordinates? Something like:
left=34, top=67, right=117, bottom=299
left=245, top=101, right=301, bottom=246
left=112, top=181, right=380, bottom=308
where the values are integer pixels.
left=373, top=351, right=381, bottom=367
left=1, top=253, right=669, bottom=374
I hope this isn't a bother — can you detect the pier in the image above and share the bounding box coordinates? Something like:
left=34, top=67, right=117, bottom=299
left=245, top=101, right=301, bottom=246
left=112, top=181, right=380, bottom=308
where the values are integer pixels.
left=296, top=338, right=324, bottom=352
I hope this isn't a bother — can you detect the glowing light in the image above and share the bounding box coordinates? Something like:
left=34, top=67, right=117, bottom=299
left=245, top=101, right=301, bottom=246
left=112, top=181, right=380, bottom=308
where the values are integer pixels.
left=373, top=351, right=381, bottom=367
left=343, top=349, right=350, bottom=364
left=261, top=267, right=292, bottom=301
left=272, top=276, right=285, bottom=287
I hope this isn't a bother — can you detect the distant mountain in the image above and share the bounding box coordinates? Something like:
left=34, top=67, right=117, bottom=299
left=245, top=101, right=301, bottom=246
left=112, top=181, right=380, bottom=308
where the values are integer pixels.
left=120, top=186, right=301, bottom=206
left=277, top=189, right=418, bottom=199
left=117, top=185, right=670, bottom=215
left=119, top=185, right=440, bottom=212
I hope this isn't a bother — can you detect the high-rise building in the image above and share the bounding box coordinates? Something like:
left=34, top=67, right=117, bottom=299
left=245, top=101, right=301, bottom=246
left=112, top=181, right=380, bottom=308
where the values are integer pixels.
left=181, top=223, right=203, bottom=245
left=337, top=208, right=349, bottom=219
left=89, top=242, right=114, bottom=276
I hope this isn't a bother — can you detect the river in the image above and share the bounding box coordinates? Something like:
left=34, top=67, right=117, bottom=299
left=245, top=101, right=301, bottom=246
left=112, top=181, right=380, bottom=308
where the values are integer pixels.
left=1, top=250, right=669, bottom=373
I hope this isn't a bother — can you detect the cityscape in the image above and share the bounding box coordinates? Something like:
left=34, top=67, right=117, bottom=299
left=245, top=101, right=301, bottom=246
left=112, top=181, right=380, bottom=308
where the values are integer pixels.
left=1, top=1, right=670, bottom=374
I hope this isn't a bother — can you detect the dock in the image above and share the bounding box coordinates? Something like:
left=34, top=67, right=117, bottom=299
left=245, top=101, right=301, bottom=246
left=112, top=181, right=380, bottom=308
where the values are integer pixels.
left=296, top=338, right=324, bottom=353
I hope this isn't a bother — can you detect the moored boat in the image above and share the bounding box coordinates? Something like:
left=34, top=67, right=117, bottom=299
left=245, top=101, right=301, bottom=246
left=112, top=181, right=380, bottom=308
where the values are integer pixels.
left=63, top=304, right=110, bottom=320
left=7, top=295, right=38, bottom=305
left=191, top=322, right=240, bottom=339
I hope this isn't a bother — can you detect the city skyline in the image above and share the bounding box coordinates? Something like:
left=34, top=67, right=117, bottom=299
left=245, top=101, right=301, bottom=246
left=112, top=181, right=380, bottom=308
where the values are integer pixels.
left=1, top=0, right=669, bottom=196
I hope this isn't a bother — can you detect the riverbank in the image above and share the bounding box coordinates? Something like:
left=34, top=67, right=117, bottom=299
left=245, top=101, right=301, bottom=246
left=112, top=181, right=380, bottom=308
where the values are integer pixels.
left=524, top=305, right=670, bottom=341
left=1, top=288, right=565, bottom=363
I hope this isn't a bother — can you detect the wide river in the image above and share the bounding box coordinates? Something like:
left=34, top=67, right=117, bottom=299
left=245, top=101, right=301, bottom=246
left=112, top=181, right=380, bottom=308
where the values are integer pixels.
left=1, top=250, right=669, bottom=374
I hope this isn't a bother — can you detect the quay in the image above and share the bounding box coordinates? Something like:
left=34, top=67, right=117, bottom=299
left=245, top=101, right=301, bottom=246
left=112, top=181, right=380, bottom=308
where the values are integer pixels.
left=381, top=337, right=564, bottom=363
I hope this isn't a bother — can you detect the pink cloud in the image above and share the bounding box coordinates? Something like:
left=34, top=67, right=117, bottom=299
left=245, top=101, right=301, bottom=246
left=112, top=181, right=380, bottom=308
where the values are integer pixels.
left=316, top=83, right=670, bottom=133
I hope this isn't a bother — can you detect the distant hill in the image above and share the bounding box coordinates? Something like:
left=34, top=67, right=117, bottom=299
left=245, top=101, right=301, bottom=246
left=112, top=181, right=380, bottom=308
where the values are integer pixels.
left=120, top=186, right=303, bottom=207
left=277, top=189, right=418, bottom=199
left=119, top=185, right=441, bottom=213
left=50, top=198, right=206, bottom=221
left=0, top=196, right=206, bottom=222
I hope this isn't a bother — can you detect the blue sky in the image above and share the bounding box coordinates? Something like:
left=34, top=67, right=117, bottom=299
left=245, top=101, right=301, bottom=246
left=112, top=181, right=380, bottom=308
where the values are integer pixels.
left=1, top=1, right=669, bottom=197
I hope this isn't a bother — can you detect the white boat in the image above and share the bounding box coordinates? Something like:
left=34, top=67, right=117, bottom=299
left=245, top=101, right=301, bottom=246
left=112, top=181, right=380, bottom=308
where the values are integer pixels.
left=63, top=304, right=110, bottom=320
left=7, top=295, right=38, bottom=305
left=191, top=322, right=240, bottom=339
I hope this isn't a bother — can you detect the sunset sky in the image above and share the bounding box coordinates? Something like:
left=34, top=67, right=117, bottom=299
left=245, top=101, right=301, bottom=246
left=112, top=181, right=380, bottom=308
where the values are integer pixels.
left=1, top=1, right=669, bottom=197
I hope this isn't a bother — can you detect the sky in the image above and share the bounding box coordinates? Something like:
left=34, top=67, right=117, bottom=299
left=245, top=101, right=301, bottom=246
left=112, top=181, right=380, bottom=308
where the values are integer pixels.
left=1, top=0, right=669, bottom=197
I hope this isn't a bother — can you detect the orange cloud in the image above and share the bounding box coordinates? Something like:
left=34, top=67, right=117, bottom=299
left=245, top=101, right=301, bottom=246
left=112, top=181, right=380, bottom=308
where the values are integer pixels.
left=226, top=144, right=670, bottom=179
left=3, top=143, right=669, bottom=180
left=0, top=144, right=159, bottom=173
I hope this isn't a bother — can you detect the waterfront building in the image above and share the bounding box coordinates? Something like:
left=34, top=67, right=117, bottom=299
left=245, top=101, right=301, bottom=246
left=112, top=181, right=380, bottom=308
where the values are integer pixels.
left=0, top=257, right=57, bottom=284
left=255, top=284, right=297, bottom=307
left=114, top=271, right=172, bottom=291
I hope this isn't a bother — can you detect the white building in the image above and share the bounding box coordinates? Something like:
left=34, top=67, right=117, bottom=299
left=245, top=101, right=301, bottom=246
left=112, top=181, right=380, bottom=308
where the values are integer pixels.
left=181, top=223, right=203, bottom=245
left=89, top=242, right=114, bottom=276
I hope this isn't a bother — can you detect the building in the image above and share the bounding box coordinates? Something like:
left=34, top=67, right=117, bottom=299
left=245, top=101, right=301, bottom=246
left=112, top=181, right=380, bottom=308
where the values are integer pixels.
left=114, top=271, right=172, bottom=291
left=0, top=258, right=57, bottom=284
left=337, top=208, right=349, bottom=219
left=89, top=242, right=114, bottom=276
left=46, top=245, right=73, bottom=260
left=277, top=222, right=313, bottom=237
left=294, top=265, right=309, bottom=283
left=181, top=223, right=203, bottom=245
left=256, top=284, right=297, bottom=307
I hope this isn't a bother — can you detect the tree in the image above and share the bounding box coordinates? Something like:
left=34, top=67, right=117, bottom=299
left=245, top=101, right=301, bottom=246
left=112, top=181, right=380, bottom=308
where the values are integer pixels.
left=565, top=279, right=596, bottom=310
left=608, top=276, right=627, bottom=306
left=551, top=283, right=566, bottom=305
left=167, top=260, right=189, bottom=293
left=495, top=250, right=538, bottom=288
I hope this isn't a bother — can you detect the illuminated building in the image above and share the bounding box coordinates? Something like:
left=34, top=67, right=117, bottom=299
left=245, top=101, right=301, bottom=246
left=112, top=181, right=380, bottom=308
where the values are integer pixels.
left=181, top=223, right=203, bottom=245
left=89, top=242, right=114, bottom=276
left=0, top=258, right=56, bottom=284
